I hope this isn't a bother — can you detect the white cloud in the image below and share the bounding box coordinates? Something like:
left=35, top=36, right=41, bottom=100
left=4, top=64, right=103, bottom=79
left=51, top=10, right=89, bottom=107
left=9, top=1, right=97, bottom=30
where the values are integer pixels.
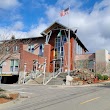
left=27, top=23, right=47, bottom=37
left=56, top=0, right=82, bottom=9
left=0, top=0, right=110, bottom=53
left=0, top=21, right=26, bottom=40
left=0, top=20, right=48, bottom=40
left=0, top=0, right=20, bottom=10
left=45, top=0, right=110, bottom=52
left=45, top=6, right=60, bottom=22
left=12, top=21, right=24, bottom=30
left=0, top=27, right=27, bottom=40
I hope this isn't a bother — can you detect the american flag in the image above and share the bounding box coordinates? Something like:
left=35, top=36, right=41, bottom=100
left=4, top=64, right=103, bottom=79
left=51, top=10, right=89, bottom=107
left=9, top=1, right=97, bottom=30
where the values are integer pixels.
left=60, top=7, right=69, bottom=17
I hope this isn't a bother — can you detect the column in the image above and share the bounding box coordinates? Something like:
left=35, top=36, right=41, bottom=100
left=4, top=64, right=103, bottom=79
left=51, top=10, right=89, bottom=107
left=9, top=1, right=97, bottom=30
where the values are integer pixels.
left=43, top=44, right=51, bottom=72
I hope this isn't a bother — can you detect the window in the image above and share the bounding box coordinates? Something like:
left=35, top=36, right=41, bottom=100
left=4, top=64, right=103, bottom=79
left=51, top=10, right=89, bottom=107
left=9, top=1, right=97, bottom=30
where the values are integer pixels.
left=39, top=44, right=44, bottom=56
left=76, top=43, right=79, bottom=54
left=55, top=35, right=66, bottom=59
left=88, top=60, right=94, bottom=69
left=80, top=47, right=82, bottom=54
left=28, top=44, right=34, bottom=53
left=10, top=59, right=19, bottom=72
left=0, top=65, right=2, bottom=73
left=75, top=42, right=83, bottom=55
left=13, top=46, right=19, bottom=52
left=62, top=36, right=67, bottom=44
left=6, top=47, right=9, bottom=54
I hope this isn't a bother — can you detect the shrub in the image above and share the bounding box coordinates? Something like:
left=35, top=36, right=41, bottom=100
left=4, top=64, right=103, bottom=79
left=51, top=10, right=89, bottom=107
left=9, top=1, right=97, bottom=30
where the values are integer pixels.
left=0, top=94, right=13, bottom=99
left=0, top=88, right=5, bottom=91
left=100, top=75, right=104, bottom=80
left=0, top=94, right=7, bottom=98
left=103, top=75, right=108, bottom=80
left=96, top=74, right=109, bottom=80
left=96, top=74, right=102, bottom=80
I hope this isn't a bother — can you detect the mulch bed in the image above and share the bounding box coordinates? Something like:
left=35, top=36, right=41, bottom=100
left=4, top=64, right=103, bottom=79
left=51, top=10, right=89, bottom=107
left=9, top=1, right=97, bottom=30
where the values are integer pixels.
left=0, top=93, right=19, bottom=104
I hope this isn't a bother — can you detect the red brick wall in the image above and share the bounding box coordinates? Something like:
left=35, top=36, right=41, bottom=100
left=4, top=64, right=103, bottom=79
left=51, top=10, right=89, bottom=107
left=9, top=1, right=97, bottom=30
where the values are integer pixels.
left=43, top=44, right=51, bottom=72
left=70, top=37, right=75, bottom=70
left=20, top=50, right=45, bottom=72
left=75, top=53, right=95, bottom=60
left=64, top=42, right=72, bottom=71
left=43, top=31, right=58, bottom=72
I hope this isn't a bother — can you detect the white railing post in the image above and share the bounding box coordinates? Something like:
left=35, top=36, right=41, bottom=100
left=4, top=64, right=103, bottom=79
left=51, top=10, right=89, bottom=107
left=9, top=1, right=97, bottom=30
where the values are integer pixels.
left=60, top=57, right=62, bottom=73
left=35, top=60, right=39, bottom=77
left=43, top=59, right=46, bottom=85
left=53, top=59, right=56, bottom=78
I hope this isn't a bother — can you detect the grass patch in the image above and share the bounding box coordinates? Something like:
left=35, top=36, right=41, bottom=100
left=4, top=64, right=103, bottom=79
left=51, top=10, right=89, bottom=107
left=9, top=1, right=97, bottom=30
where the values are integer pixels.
left=0, top=94, right=13, bottom=99
left=0, top=88, right=5, bottom=92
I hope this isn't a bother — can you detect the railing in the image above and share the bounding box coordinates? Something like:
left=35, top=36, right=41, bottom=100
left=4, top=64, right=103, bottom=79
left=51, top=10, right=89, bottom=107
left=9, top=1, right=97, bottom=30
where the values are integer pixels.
left=24, top=70, right=43, bottom=83
left=44, top=68, right=62, bottom=85
left=43, top=72, right=53, bottom=85
left=54, top=68, right=61, bottom=78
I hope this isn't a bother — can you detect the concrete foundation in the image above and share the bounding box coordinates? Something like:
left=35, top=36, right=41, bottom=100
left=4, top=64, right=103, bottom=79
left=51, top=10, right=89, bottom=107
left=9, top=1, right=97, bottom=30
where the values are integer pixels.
left=66, top=75, right=73, bottom=86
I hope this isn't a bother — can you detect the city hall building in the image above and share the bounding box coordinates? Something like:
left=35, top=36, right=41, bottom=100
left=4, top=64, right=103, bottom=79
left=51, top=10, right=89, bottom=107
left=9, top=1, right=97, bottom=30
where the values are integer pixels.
left=0, top=22, right=109, bottom=84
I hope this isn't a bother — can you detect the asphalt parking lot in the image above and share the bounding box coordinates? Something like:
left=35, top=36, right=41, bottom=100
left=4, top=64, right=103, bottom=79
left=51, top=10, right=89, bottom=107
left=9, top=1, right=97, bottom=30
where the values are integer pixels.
left=0, top=84, right=110, bottom=110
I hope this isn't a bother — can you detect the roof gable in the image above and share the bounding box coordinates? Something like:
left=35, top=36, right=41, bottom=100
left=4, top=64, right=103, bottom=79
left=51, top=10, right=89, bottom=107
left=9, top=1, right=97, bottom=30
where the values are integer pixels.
left=41, top=22, right=68, bottom=35
left=41, top=21, right=88, bottom=52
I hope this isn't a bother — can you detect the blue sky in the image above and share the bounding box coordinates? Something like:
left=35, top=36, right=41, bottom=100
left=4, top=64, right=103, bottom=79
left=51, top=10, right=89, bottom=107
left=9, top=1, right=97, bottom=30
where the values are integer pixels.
left=0, top=0, right=101, bottom=31
left=0, top=0, right=110, bottom=52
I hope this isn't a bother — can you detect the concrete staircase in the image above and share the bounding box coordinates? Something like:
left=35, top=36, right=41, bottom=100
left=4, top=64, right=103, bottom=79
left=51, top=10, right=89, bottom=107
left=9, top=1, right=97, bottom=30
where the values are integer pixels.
left=47, top=72, right=67, bottom=85
left=25, top=72, right=53, bottom=85
left=26, top=75, right=44, bottom=84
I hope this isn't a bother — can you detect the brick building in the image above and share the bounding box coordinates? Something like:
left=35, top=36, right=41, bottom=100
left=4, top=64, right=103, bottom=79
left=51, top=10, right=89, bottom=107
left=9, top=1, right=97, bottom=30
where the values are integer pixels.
left=0, top=37, right=45, bottom=83
left=1, top=22, right=109, bottom=84
left=42, top=22, right=88, bottom=73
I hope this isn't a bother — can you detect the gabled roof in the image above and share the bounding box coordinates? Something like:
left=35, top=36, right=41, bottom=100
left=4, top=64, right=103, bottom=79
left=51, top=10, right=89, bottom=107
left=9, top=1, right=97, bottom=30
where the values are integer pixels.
left=0, top=36, right=43, bottom=42
left=41, top=21, right=68, bottom=35
left=41, top=21, right=88, bottom=52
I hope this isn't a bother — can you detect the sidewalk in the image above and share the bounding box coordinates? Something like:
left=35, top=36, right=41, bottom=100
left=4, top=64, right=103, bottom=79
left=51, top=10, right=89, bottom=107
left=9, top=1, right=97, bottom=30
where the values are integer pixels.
left=45, top=80, right=110, bottom=88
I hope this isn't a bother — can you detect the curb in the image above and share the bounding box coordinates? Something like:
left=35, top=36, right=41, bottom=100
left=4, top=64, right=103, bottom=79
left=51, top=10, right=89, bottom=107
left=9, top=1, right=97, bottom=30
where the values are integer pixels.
left=20, top=80, right=110, bottom=87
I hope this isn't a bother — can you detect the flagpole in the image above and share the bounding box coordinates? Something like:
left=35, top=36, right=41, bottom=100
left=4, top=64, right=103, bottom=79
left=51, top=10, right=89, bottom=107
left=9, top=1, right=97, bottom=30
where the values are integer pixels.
left=67, top=6, right=70, bottom=76
left=59, top=6, right=71, bottom=76
left=68, top=28, right=70, bottom=76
